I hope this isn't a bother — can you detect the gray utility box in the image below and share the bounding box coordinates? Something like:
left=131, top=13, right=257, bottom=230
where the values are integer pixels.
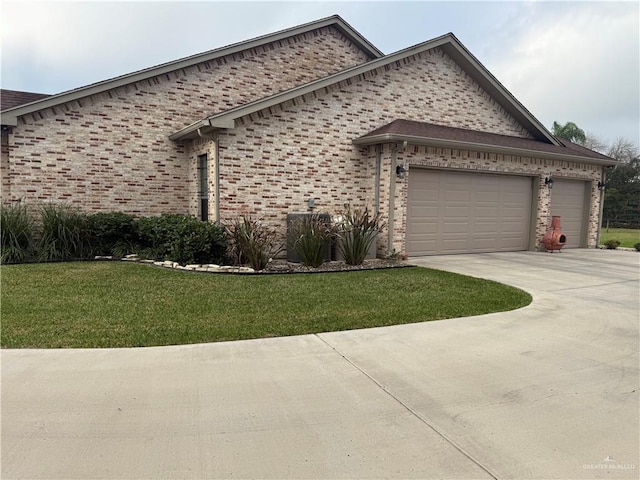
left=286, top=213, right=333, bottom=263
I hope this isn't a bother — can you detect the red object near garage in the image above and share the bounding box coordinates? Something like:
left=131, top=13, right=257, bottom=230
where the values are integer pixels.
left=543, top=216, right=567, bottom=252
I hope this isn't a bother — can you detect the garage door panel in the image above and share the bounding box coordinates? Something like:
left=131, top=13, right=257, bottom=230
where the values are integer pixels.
left=407, top=170, right=532, bottom=255
left=550, top=180, right=587, bottom=248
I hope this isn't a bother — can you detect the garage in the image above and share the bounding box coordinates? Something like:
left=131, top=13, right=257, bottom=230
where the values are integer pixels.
left=406, top=169, right=533, bottom=255
left=550, top=179, right=589, bottom=248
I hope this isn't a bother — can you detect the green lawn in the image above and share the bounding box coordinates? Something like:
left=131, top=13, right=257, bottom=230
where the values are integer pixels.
left=1, top=262, right=531, bottom=348
left=599, top=228, right=640, bottom=248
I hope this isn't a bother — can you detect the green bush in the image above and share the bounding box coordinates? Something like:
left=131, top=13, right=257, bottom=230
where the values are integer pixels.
left=634, top=242, right=640, bottom=252
left=138, top=214, right=227, bottom=265
left=290, top=214, right=334, bottom=267
left=336, top=205, right=384, bottom=266
left=604, top=239, right=621, bottom=250
left=1, top=203, right=35, bottom=264
left=38, top=204, right=90, bottom=262
left=86, top=212, right=139, bottom=257
left=227, top=216, right=283, bottom=271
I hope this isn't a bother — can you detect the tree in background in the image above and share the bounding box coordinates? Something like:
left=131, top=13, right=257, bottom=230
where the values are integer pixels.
left=552, top=121, right=587, bottom=144
left=602, top=141, right=640, bottom=228
left=551, top=121, right=639, bottom=228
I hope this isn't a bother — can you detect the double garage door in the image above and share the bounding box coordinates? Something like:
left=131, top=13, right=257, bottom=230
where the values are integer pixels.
left=407, top=169, right=590, bottom=255
left=407, top=170, right=533, bottom=255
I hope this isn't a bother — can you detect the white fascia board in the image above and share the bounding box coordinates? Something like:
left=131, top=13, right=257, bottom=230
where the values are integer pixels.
left=1, top=115, right=18, bottom=127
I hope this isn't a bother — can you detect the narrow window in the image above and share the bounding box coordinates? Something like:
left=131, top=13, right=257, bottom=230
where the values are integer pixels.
left=198, top=154, right=209, bottom=221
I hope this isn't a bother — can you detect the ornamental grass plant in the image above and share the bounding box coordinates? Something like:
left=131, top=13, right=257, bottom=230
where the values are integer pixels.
left=38, top=204, right=89, bottom=262
left=0, top=203, right=35, bottom=264
left=290, top=214, right=335, bottom=267
left=227, top=215, right=283, bottom=270
left=337, top=205, right=385, bottom=266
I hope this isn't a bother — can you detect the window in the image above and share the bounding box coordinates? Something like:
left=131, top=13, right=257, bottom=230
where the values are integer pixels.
left=198, top=154, right=208, bottom=221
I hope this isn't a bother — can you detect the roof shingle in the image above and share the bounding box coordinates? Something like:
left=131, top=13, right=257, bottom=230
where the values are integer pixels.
left=1, top=89, right=51, bottom=112
left=356, top=119, right=615, bottom=164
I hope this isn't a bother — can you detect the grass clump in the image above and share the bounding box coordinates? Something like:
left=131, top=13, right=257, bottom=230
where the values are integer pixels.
left=0, top=262, right=532, bottom=348
left=337, top=205, right=384, bottom=265
left=227, top=216, right=283, bottom=270
left=0, top=203, right=35, bottom=264
left=38, top=204, right=89, bottom=262
left=603, top=239, right=621, bottom=250
left=289, top=214, right=334, bottom=267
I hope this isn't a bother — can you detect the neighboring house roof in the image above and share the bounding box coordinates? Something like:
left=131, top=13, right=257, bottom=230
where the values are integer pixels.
left=0, top=15, right=382, bottom=125
left=0, top=89, right=51, bottom=111
left=353, top=119, right=617, bottom=166
left=170, top=32, right=560, bottom=146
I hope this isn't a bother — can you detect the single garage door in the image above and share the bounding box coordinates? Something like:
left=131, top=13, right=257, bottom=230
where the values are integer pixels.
left=550, top=179, right=589, bottom=248
left=407, top=169, right=532, bottom=255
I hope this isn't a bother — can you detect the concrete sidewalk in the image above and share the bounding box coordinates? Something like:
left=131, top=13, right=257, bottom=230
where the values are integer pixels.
left=2, top=249, right=639, bottom=479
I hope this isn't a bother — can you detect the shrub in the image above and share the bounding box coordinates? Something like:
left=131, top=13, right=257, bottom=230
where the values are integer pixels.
left=38, top=204, right=90, bottom=262
left=336, top=205, right=385, bottom=266
left=604, top=239, right=621, bottom=250
left=1, top=203, right=35, bottom=264
left=289, top=214, right=334, bottom=267
left=635, top=242, right=640, bottom=252
left=227, top=216, right=283, bottom=271
left=86, top=212, right=139, bottom=257
left=138, top=214, right=227, bottom=265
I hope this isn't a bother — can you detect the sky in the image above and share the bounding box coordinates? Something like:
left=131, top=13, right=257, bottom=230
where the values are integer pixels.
left=1, top=0, right=638, bottom=148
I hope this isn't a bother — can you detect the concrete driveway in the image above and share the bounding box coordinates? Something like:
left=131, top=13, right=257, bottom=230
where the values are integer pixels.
left=2, top=249, right=638, bottom=479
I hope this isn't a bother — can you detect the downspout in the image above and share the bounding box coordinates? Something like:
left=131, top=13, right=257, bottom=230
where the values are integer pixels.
left=388, top=144, right=398, bottom=256
left=374, top=145, right=381, bottom=216
left=596, top=167, right=609, bottom=247
left=214, top=135, right=220, bottom=223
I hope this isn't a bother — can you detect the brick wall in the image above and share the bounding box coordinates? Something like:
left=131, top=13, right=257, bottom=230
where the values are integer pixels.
left=210, top=48, right=552, bottom=240
left=395, top=147, right=602, bottom=251
left=5, top=27, right=371, bottom=214
left=1, top=131, right=9, bottom=201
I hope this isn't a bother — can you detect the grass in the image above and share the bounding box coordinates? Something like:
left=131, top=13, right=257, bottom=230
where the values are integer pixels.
left=599, top=228, right=640, bottom=248
left=0, top=262, right=532, bottom=349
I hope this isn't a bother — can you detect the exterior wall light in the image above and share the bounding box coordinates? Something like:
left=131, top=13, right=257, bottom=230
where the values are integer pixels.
left=396, top=164, right=407, bottom=179
left=597, top=181, right=606, bottom=191
left=545, top=177, right=554, bottom=189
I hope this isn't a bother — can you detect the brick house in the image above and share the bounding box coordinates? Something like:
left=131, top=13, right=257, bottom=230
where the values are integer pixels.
left=1, top=15, right=616, bottom=256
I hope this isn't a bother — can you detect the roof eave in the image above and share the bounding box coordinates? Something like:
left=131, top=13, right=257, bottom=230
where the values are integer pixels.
left=353, top=133, right=618, bottom=167
left=2, top=15, right=382, bottom=120
left=1, top=115, right=18, bottom=127
left=439, top=37, right=559, bottom=146
left=183, top=33, right=559, bottom=146
left=168, top=35, right=457, bottom=141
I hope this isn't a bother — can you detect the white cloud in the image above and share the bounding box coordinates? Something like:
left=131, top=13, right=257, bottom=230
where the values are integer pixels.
left=487, top=2, right=639, bottom=145
left=1, top=1, right=638, bottom=147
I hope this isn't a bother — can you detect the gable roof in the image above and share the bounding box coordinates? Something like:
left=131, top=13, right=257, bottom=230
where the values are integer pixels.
left=0, top=89, right=51, bottom=111
left=169, top=32, right=560, bottom=146
left=0, top=15, right=382, bottom=125
left=354, top=119, right=617, bottom=166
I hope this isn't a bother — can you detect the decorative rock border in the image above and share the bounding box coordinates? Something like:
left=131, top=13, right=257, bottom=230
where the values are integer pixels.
left=114, top=255, right=256, bottom=273
left=94, top=254, right=409, bottom=275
